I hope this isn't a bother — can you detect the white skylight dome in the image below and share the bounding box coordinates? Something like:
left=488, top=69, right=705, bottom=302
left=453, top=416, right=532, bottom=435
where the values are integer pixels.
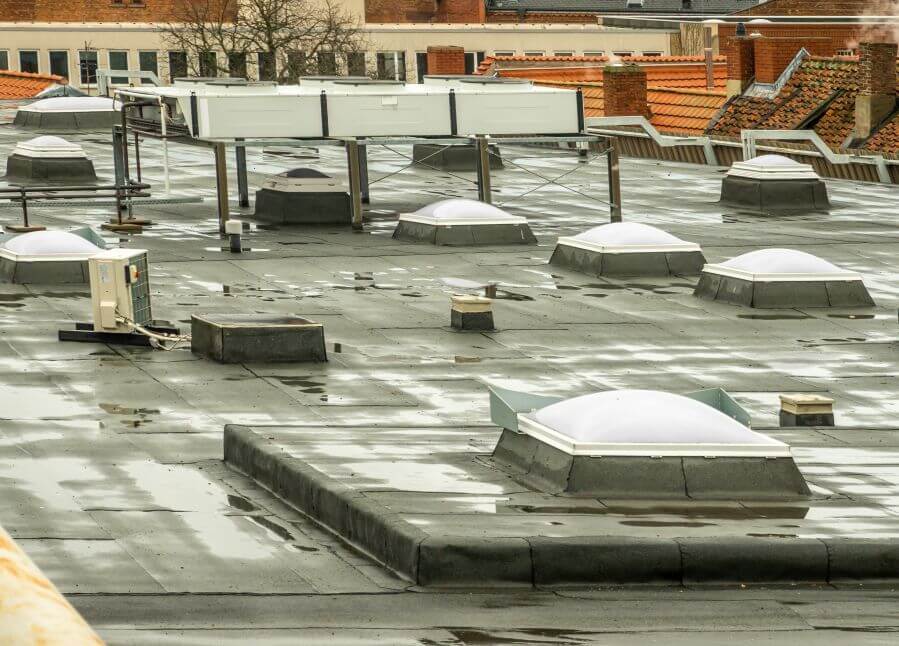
left=704, top=248, right=861, bottom=281
left=519, top=389, right=789, bottom=457
left=404, top=198, right=526, bottom=225
left=557, top=222, right=700, bottom=253
left=727, top=154, right=820, bottom=180
left=19, top=97, right=119, bottom=113
left=12, top=135, right=87, bottom=159
left=0, top=230, right=101, bottom=261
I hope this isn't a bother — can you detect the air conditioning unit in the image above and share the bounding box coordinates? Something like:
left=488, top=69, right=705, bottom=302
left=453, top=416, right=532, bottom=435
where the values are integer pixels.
left=88, top=248, right=151, bottom=333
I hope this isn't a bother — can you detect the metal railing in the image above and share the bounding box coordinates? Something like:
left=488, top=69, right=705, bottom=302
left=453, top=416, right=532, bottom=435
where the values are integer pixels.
left=0, top=182, right=151, bottom=230
left=585, top=116, right=719, bottom=165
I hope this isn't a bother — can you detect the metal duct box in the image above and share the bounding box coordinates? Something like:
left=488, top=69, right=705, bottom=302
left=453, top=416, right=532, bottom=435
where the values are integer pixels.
left=253, top=169, right=351, bottom=225
left=191, top=314, right=327, bottom=363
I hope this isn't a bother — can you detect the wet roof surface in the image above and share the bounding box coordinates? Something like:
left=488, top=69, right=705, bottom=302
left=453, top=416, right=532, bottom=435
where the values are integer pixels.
left=1, top=117, right=899, bottom=641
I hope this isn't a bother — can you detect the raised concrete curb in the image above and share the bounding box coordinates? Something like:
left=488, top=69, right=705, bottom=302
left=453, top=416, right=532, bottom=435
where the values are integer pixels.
left=224, top=425, right=899, bottom=587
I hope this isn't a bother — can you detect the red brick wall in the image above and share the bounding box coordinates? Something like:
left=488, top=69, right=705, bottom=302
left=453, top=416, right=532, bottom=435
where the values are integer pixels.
left=754, top=37, right=831, bottom=83
left=858, top=42, right=898, bottom=96
left=603, top=64, right=651, bottom=118
left=427, top=45, right=465, bottom=74
left=735, top=0, right=879, bottom=16
left=721, top=24, right=865, bottom=65
left=726, top=38, right=755, bottom=89
left=0, top=0, right=235, bottom=23
left=366, top=0, right=485, bottom=23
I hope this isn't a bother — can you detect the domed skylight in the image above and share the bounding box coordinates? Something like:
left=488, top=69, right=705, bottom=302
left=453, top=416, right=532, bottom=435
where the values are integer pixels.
left=518, top=389, right=789, bottom=457
left=557, top=222, right=700, bottom=253
left=403, top=199, right=526, bottom=225
left=0, top=230, right=101, bottom=260
left=12, top=135, right=86, bottom=159
left=703, top=248, right=861, bottom=281
left=727, top=154, right=819, bottom=180
left=20, top=97, right=118, bottom=113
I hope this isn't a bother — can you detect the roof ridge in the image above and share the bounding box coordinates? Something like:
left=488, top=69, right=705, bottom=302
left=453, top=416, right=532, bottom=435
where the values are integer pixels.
left=0, top=69, right=66, bottom=83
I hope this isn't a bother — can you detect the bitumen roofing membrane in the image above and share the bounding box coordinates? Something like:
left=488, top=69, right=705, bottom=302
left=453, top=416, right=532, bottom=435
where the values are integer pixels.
left=1, top=105, right=899, bottom=641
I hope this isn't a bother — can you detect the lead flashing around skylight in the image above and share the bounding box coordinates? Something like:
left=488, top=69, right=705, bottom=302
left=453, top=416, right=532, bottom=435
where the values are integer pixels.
left=554, top=236, right=700, bottom=254
left=702, top=249, right=862, bottom=283
left=400, top=198, right=528, bottom=227
left=727, top=155, right=820, bottom=181
left=12, top=136, right=86, bottom=159
left=515, top=414, right=792, bottom=458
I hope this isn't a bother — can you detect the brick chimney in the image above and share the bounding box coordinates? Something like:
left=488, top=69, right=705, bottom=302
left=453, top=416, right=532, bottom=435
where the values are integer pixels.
left=602, top=64, right=651, bottom=119
left=427, top=46, right=466, bottom=75
left=855, top=42, right=898, bottom=139
left=726, top=36, right=755, bottom=97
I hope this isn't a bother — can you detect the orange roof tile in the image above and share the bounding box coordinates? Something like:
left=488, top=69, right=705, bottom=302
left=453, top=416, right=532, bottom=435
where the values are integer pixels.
left=708, top=57, right=899, bottom=154
left=536, top=80, right=728, bottom=136
left=0, top=69, right=65, bottom=100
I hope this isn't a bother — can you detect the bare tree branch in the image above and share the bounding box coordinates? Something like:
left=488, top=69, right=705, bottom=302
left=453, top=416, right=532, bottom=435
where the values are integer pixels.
left=160, top=0, right=368, bottom=82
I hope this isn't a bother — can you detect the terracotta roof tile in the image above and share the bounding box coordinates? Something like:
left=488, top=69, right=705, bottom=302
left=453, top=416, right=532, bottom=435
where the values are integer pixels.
left=708, top=57, right=899, bottom=154
left=0, top=69, right=65, bottom=99
left=536, top=80, right=728, bottom=135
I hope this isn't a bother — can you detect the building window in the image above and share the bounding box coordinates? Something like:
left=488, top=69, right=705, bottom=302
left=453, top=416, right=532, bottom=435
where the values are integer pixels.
left=286, top=51, right=307, bottom=81
left=168, top=51, right=187, bottom=81
left=19, top=50, right=39, bottom=73
left=524, top=51, right=544, bottom=57
left=464, top=51, right=485, bottom=74
left=837, top=48, right=855, bottom=57
left=554, top=51, right=574, bottom=57
left=641, top=51, right=662, bottom=57
left=49, top=50, right=69, bottom=79
left=347, top=52, right=366, bottom=76
left=613, top=51, right=633, bottom=58
left=257, top=51, right=276, bottom=80
left=228, top=52, right=247, bottom=78
left=494, top=51, right=514, bottom=57
left=109, top=50, right=129, bottom=84
left=376, top=52, right=405, bottom=81
left=139, top=51, right=158, bottom=81
left=199, top=51, right=217, bottom=77
left=317, top=52, right=337, bottom=75
left=584, top=51, right=604, bottom=57
left=0, top=51, right=8, bottom=70
left=415, top=52, right=427, bottom=83
left=79, top=50, right=98, bottom=85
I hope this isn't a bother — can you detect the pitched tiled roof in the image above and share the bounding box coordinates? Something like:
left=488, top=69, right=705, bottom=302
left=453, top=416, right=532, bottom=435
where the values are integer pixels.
left=0, top=69, right=65, bottom=99
left=707, top=57, right=899, bottom=152
left=481, top=55, right=727, bottom=90
left=538, top=80, right=728, bottom=135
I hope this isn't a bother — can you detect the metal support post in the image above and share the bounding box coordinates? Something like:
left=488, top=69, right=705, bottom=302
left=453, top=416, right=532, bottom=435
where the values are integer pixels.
left=235, top=138, right=250, bottom=208
left=214, top=142, right=230, bottom=233
left=119, top=107, right=133, bottom=220
left=359, top=143, right=370, bottom=204
left=112, top=126, right=125, bottom=187
left=133, top=131, right=142, bottom=183
left=346, top=139, right=364, bottom=230
left=607, top=145, right=622, bottom=223
left=475, top=135, right=492, bottom=204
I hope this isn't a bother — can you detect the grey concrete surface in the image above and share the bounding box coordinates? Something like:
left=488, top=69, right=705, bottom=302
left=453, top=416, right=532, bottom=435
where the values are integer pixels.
left=0, top=112, right=898, bottom=640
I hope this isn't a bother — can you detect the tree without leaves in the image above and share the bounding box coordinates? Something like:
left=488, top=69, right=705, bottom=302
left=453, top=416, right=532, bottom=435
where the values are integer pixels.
left=160, top=0, right=369, bottom=82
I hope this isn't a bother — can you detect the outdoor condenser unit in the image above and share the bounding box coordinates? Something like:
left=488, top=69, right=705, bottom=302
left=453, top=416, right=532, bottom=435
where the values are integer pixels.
left=88, top=248, right=152, bottom=333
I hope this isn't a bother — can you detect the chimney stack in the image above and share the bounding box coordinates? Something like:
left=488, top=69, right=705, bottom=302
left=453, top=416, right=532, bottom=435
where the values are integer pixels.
left=726, top=36, right=755, bottom=97
left=855, top=42, right=898, bottom=140
left=602, top=64, right=651, bottom=119
left=426, top=46, right=466, bottom=76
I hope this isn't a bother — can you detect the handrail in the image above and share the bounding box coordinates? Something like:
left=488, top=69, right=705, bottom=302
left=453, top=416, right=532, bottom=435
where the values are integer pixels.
left=585, top=116, right=718, bottom=165
left=741, top=130, right=891, bottom=183
left=0, top=182, right=151, bottom=229
left=97, top=69, right=160, bottom=97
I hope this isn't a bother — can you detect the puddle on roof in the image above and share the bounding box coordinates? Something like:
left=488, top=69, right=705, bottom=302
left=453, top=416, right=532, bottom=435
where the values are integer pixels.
left=828, top=314, right=876, bottom=320
left=510, top=504, right=811, bottom=520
